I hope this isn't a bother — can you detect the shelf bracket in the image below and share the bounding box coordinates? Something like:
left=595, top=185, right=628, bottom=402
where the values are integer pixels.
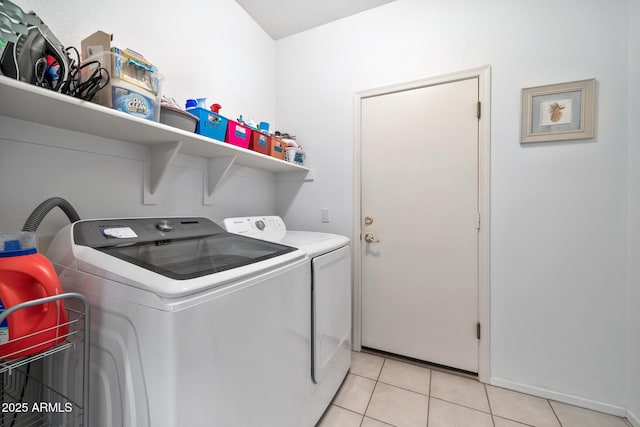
left=144, top=141, right=183, bottom=205
left=277, top=168, right=315, bottom=182
left=203, top=155, right=237, bottom=205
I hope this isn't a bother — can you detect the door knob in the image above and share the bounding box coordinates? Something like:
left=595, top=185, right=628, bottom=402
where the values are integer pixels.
left=364, top=233, right=380, bottom=243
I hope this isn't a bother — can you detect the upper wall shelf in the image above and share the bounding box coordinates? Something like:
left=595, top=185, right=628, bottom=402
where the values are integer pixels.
left=0, top=77, right=310, bottom=203
left=0, top=76, right=307, bottom=172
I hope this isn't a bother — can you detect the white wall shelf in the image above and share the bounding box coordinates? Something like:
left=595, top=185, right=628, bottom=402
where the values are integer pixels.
left=0, top=76, right=311, bottom=203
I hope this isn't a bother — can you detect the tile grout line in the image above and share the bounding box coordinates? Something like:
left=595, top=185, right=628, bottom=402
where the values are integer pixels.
left=428, top=395, right=494, bottom=416
left=376, top=379, right=430, bottom=398
left=484, top=383, right=496, bottom=427
left=547, top=399, right=563, bottom=427
left=329, top=405, right=368, bottom=424
left=349, top=371, right=381, bottom=382
left=483, top=385, right=546, bottom=427
left=359, top=357, right=386, bottom=426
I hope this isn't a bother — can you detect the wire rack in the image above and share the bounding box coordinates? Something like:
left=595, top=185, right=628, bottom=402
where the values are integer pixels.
left=0, top=294, right=89, bottom=427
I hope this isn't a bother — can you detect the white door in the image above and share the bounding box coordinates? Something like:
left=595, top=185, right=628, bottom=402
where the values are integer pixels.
left=361, top=77, right=479, bottom=373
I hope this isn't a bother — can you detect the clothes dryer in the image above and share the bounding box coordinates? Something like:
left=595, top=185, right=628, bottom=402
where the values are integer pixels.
left=223, top=216, right=351, bottom=425
left=46, top=217, right=311, bottom=427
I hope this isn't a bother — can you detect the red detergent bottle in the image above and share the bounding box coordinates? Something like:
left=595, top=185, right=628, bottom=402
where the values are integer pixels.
left=0, top=232, right=68, bottom=359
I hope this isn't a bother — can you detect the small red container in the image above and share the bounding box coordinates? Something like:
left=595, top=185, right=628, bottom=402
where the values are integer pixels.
left=0, top=234, right=68, bottom=359
left=249, top=131, right=271, bottom=155
left=225, top=121, right=252, bottom=149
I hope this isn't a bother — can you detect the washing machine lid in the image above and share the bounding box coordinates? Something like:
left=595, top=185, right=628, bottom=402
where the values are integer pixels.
left=73, top=217, right=297, bottom=280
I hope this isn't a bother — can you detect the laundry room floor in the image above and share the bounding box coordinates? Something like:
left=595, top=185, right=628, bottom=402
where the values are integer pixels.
left=316, top=351, right=632, bottom=427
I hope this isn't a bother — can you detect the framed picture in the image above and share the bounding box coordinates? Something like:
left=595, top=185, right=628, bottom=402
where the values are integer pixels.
left=521, top=78, right=596, bottom=143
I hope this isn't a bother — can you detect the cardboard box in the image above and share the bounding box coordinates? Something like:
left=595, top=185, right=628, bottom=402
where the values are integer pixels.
left=81, top=31, right=161, bottom=121
left=81, top=31, right=113, bottom=108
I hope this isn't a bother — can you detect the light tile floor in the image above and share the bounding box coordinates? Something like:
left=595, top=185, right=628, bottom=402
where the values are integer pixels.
left=317, top=351, right=632, bottom=427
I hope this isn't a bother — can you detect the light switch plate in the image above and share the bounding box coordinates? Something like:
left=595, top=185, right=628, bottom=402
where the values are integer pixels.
left=321, top=208, right=330, bottom=223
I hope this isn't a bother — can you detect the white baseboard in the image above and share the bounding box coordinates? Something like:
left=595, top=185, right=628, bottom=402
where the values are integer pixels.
left=490, top=377, right=627, bottom=418
left=627, top=409, right=640, bottom=427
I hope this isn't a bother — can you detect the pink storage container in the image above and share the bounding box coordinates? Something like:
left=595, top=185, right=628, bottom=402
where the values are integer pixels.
left=225, top=121, right=252, bottom=149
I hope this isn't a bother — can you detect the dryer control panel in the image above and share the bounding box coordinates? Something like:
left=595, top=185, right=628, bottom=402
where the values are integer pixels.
left=223, top=216, right=287, bottom=241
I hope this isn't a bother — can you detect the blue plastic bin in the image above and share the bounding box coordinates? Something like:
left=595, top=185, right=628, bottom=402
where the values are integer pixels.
left=187, top=108, right=228, bottom=142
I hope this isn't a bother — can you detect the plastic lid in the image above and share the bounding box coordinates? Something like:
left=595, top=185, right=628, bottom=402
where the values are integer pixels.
left=185, top=99, right=197, bottom=109
left=0, top=232, right=37, bottom=257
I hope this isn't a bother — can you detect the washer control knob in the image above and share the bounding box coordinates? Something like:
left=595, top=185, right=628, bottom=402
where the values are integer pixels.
left=255, top=220, right=266, bottom=231
left=155, top=220, right=174, bottom=233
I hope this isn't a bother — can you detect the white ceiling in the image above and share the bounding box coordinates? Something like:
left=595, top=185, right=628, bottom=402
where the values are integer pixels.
left=235, top=0, right=397, bottom=40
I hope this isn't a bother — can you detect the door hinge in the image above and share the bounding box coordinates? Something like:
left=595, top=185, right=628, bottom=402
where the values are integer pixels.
left=477, top=101, right=481, bottom=119
left=476, top=213, right=481, bottom=230
left=477, top=322, right=481, bottom=340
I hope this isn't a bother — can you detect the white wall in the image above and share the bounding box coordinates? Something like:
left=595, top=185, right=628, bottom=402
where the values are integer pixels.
left=276, top=0, right=630, bottom=414
left=1, top=0, right=278, bottom=242
left=627, top=0, right=640, bottom=424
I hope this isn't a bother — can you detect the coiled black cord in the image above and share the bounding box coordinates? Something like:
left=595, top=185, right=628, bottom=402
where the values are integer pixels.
left=34, top=46, right=110, bottom=101
left=63, top=46, right=110, bottom=101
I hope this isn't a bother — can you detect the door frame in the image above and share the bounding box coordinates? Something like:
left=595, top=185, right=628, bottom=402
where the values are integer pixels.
left=352, top=65, right=491, bottom=383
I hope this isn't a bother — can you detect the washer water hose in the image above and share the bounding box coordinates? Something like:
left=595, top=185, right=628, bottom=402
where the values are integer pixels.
left=22, top=197, right=81, bottom=232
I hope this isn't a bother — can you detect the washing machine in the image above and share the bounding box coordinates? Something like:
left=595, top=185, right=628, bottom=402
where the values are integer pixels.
left=45, top=217, right=312, bottom=427
left=223, top=216, right=351, bottom=425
